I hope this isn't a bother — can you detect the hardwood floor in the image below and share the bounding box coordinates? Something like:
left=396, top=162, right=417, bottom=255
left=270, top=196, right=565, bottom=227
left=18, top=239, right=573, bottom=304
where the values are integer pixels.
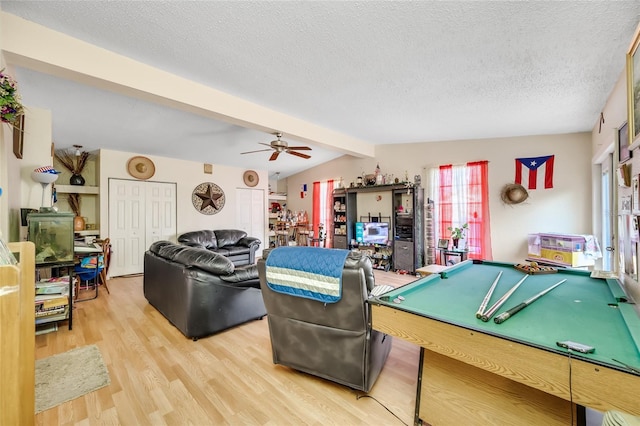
left=34, top=271, right=420, bottom=425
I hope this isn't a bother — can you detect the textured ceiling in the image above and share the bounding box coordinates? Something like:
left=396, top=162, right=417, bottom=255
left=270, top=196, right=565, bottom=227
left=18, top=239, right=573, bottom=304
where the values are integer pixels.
left=2, top=1, right=640, bottom=178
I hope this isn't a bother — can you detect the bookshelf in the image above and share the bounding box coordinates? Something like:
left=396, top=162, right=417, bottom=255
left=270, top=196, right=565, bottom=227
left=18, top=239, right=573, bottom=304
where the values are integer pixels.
left=1, top=242, right=35, bottom=425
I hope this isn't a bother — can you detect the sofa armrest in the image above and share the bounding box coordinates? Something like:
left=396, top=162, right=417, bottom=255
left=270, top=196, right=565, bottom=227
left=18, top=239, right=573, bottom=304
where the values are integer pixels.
left=238, top=236, right=261, bottom=249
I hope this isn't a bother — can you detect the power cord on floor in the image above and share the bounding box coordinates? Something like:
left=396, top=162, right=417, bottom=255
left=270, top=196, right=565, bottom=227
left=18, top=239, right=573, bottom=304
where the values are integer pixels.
left=354, top=391, right=409, bottom=426
left=568, top=349, right=574, bottom=426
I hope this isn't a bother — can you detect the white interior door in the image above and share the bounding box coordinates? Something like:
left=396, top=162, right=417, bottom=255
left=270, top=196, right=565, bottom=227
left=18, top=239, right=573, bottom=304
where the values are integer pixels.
left=108, top=179, right=177, bottom=276
left=236, top=188, right=265, bottom=247
left=601, top=153, right=614, bottom=271
left=146, top=182, right=177, bottom=245
left=109, top=179, right=146, bottom=276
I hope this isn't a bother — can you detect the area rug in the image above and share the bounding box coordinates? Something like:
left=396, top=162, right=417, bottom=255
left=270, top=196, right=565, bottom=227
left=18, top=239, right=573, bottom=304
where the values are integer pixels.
left=35, top=344, right=110, bottom=413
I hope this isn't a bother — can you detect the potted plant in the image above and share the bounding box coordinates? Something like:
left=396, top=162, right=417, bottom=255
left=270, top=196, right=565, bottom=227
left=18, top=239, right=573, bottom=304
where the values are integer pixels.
left=447, top=223, right=468, bottom=249
left=67, top=193, right=85, bottom=231
left=54, top=145, right=91, bottom=185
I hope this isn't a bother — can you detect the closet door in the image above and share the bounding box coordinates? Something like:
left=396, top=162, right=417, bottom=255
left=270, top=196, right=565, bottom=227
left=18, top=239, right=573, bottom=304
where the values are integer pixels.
left=109, top=179, right=146, bottom=277
left=146, top=182, right=177, bottom=245
left=236, top=188, right=265, bottom=245
left=108, top=179, right=177, bottom=276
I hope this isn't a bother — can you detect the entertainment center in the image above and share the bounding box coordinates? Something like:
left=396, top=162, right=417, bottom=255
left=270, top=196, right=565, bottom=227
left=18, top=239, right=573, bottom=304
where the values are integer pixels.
left=332, top=183, right=424, bottom=273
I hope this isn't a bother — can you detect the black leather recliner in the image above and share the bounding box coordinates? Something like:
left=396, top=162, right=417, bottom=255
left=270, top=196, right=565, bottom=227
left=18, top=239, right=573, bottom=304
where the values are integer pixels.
left=144, top=241, right=267, bottom=340
left=178, top=229, right=261, bottom=266
left=257, top=248, right=392, bottom=392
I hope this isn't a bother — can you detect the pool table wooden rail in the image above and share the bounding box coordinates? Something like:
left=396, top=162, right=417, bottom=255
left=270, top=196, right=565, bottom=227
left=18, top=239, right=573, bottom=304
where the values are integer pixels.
left=371, top=303, right=640, bottom=426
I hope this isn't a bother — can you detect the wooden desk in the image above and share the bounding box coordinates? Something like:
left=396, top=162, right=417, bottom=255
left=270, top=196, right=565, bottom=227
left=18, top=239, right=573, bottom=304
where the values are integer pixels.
left=438, top=248, right=468, bottom=265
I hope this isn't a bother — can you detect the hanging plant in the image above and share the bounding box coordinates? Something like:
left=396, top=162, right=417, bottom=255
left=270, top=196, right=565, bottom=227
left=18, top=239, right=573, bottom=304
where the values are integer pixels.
left=0, top=69, right=24, bottom=125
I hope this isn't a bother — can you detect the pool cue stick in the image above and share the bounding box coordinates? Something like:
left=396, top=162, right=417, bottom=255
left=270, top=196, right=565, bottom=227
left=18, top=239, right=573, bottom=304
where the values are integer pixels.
left=494, top=279, right=567, bottom=324
left=480, top=274, right=528, bottom=322
left=611, top=358, right=640, bottom=374
left=476, top=271, right=503, bottom=318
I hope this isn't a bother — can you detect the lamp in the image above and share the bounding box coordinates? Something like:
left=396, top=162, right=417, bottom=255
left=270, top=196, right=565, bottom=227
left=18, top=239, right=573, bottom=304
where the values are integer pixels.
left=73, top=144, right=82, bottom=156
left=31, top=169, right=59, bottom=212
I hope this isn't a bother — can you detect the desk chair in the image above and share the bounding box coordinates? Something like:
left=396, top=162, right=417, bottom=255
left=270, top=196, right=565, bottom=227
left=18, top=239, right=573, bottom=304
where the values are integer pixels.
left=74, top=253, right=104, bottom=302
left=99, top=238, right=111, bottom=294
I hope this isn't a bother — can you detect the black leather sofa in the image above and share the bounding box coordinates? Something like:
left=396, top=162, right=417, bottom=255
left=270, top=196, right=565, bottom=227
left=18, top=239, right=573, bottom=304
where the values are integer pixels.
left=177, top=229, right=260, bottom=266
left=144, top=240, right=267, bottom=340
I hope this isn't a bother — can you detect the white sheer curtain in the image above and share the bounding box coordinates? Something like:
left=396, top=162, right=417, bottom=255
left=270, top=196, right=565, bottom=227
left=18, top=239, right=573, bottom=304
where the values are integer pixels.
left=428, top=164, right=470, bottom=244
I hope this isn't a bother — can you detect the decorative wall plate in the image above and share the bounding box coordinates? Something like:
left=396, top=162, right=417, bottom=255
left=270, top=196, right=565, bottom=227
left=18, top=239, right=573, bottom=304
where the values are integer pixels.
left=127, top=156, right=155, bottom=180
left=243, top=170, right=259, bottom=187
left=192, top=182, right=225, bottom=215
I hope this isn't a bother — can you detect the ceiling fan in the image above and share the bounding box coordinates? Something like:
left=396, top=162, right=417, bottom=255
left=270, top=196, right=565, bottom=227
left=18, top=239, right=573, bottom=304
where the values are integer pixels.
left=241, top=132, right=312, bottom=161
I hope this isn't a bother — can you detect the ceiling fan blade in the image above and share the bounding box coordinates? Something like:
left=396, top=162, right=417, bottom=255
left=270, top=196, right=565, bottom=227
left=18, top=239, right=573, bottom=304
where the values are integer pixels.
left=258, top=142, right=273, bottom=148
left=287, top=146, right=312, bottom=151
left=287, top=150, right=311, bottom=159
left=269, top=151, right=280, bottom=161
left=241, top=148, right=273, bottom=154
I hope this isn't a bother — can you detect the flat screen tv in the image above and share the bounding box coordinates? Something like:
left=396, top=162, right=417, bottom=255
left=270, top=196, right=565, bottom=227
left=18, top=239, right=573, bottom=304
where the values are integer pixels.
left=355, top=222, right=389, bottom=245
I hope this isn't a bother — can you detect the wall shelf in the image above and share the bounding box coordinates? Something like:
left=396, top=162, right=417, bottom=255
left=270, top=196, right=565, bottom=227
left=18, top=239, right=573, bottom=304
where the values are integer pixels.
left=55, top=185, right=99, bottom=195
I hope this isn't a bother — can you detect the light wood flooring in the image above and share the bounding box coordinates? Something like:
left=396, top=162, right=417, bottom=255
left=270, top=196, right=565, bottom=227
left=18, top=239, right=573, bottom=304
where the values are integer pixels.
left=34, top=271, right=420, bottom=426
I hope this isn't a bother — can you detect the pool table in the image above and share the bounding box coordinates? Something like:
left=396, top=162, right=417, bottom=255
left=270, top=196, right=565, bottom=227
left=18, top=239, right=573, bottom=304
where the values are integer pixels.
left=369, top=260, right=640, bottom=426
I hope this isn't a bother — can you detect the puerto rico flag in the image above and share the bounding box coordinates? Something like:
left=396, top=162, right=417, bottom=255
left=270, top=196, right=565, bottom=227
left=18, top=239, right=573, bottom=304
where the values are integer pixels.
left=515, top=155, right=554, bottom=189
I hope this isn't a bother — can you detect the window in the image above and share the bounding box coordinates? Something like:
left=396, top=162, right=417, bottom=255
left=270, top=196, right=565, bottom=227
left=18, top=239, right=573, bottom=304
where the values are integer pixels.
left=429, top=161, right=492, bottom=261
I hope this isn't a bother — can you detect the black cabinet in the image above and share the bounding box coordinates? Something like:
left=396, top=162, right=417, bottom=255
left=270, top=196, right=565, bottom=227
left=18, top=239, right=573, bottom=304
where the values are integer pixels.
left=392, top=186, right=424, bottom=273
left=332, top=184, right=424, bottom=273
left=332, top=189, right=356, bottom=249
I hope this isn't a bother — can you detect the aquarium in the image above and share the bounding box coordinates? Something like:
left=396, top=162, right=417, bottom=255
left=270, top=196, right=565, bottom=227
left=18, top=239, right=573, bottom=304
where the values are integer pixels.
left=27, top=212, right=74, bottom=264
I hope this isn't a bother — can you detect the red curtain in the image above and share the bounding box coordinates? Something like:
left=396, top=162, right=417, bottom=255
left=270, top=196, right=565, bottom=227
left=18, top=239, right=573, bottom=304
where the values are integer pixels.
left=312, top=181, right=321, bottom=240
left=325, top=180, right=334, bottom=247
left=312, top=180, right=334, bottom=247
left=438, top=165, right=453, bottom=250
left=438, top=162, right=492, bottom=262
left=467, top=161, right=492, bottom=260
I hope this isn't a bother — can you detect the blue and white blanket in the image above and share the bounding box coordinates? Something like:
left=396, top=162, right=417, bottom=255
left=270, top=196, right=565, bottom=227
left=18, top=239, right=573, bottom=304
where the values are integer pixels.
left=265, top=246, right=350, bottom=303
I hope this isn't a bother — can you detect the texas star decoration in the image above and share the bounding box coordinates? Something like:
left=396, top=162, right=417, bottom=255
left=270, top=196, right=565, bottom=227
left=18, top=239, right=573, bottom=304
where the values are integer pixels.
left=192, top=182, right=225, bottom=214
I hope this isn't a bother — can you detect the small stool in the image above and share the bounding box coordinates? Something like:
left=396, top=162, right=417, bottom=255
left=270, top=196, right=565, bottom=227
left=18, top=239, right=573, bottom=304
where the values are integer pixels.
left=295, top=223, right=311, bottom=246
left=275, top=221, right=289, bottom=247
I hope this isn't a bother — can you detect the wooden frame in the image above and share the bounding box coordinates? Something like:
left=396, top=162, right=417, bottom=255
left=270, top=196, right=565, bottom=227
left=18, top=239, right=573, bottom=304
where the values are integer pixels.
left=627, top=23, right=640, bottom=146
left=619, top=121, right=631, bottom=163
left=633, top=174, right=640, bottom=213
left=12, top=114, right=24, bottom=159
left=437, top=239, right=449, bottom=249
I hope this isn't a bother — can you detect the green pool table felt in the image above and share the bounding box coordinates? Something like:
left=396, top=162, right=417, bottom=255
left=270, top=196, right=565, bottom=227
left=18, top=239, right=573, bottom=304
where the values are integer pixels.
left=375, top=260, right=640, bottom=372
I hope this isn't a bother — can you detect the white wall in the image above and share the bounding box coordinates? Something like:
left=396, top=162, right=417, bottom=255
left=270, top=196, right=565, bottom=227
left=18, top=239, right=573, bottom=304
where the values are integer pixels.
left=0, top=106, right=271, bottom=256
left=98, top=149, right=269, bottom=255
left=287, top=132, right=592, bottom=264
left=593, top=66, right=640, bottom=307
